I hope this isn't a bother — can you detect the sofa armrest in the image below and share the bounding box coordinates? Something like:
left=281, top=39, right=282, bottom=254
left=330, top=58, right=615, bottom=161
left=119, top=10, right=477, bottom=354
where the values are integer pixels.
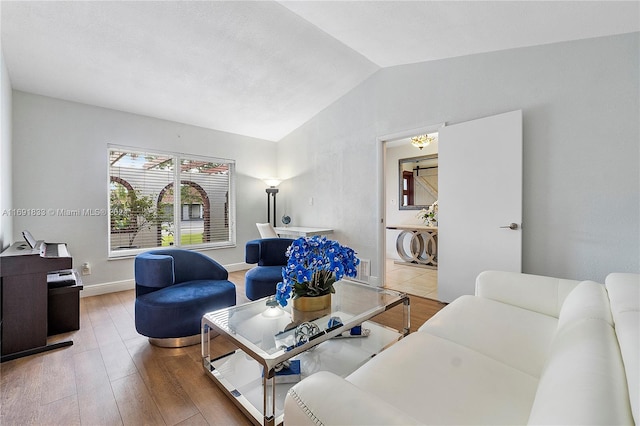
left=475, top=271, right=580, bottom=318
left=284, top=371, right=421, bottom=426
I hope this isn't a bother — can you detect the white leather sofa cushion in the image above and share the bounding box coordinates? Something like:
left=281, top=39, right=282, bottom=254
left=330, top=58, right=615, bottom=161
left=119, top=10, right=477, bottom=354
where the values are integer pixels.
left=556, top=280, right=613, bottom=332
left=476, top=271, right=579, bottom=318
left=528, top=317, right=633, bottom=425
left=419, top=295, right=557, bottom=378
left=346, top=331, right=539, bottom=425
left=284, top=371, right=422, bottom=425
left=605, top=273, right=640, bottom=424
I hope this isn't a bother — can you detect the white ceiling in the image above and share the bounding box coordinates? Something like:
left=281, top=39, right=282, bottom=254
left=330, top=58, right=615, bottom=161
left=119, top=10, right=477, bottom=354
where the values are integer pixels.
left=2, top=1, right=638, bottom=142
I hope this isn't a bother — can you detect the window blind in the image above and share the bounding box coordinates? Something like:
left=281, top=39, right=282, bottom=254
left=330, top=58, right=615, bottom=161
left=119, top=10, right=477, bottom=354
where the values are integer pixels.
left=108, top=147, right=235, bottom=257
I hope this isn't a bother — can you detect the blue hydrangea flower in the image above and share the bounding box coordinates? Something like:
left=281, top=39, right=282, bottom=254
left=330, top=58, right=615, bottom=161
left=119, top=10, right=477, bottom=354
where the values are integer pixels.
left=275, top=281, right=292, bottom=307
left=275, top=236, right=361, bottom=307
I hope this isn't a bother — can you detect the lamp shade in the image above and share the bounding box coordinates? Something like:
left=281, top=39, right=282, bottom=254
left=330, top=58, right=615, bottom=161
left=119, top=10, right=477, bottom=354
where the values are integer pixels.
left=263, top=178, right=282, bottom=187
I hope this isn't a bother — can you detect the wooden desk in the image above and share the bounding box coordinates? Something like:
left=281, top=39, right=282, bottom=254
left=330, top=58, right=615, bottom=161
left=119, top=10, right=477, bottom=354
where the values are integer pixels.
left=274, top=226, right=334, bottom=238
left=386, top=225, right=438, bottom=269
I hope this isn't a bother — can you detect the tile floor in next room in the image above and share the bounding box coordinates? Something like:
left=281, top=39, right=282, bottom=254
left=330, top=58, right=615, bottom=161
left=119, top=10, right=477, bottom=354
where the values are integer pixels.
left=384, top=258, right=438, bottom=300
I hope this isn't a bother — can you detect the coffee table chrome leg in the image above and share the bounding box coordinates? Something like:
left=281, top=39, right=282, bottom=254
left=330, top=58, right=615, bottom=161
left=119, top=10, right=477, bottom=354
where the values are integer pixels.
left=403, top=297, right=411, bottom=335
left=263, top=372, right=276, bottom=426
left=201, top=322, right=210, bottom=359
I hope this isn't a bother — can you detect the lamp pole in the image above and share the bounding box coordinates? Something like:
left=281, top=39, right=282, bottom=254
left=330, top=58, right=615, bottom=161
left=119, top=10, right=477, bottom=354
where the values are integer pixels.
left=266, top=187, right=278, bottom=227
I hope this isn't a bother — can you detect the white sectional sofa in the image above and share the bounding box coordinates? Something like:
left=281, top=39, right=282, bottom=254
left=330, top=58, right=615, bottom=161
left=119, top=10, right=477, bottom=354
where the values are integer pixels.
left=284, top=271, right=639, bottom=425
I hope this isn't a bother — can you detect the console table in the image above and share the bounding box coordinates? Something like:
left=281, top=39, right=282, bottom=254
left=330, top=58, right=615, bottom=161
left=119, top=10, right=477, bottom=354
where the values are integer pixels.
left=387, top=225, right=438, bottom=269
left=273, top=226, right=333, bottom=238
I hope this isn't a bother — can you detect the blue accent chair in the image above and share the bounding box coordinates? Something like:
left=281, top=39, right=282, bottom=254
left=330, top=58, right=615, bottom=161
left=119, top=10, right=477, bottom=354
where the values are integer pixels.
left=245, top=238, right=294, bottom=300
left=134, top=249, right=236, bottom=346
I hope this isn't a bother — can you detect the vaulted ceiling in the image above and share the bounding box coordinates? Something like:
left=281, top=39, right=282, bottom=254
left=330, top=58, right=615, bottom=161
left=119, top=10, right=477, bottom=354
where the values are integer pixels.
left=2, top=1, right=638, bottom=141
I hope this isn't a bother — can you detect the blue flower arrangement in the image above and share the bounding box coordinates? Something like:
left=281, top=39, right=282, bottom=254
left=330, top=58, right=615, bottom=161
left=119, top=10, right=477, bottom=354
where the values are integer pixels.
left=275, top=236, right=360, bottom=307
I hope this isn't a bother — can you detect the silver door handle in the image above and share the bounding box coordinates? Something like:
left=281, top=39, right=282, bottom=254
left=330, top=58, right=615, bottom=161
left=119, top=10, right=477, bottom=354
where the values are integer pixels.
left=500, top=223, right=519, bottom=230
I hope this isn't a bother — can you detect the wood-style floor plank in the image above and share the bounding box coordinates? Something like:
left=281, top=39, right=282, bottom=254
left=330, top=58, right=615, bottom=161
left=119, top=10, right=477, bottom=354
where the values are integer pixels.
left=40, top=347, right=77, bottom=405
left=73, top=348, right=111, bottom=394
left=162, top=354, right=250, bottom=426
left=77, top=381, right=123, bottom=426
left=36, top=394, right=81, bottom=426
left=1, top=269, right=445, bottom=425
left=1, top=355, right=44, bottom=425
left=111, top=372, right=166, bottom=426
left=100, top=338, right=139, bottom=382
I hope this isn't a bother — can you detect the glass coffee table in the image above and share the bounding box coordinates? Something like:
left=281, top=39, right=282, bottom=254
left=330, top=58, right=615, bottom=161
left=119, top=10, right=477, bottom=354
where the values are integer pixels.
left=201, top=279, right=410, bottom=426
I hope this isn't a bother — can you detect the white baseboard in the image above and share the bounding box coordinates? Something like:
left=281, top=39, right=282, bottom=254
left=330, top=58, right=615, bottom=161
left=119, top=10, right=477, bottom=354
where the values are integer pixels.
left=80, top=262, right=251, bottom=298
left=226, top=262, right=251, bottom=272
left=80, top=279, right=135, bottom=297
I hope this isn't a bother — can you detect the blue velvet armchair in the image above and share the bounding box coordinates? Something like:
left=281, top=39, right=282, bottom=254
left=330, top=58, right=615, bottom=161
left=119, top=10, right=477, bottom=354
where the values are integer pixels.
left=244, top=238, right=294, bottom=300
left=134, top=249, right=236, bottom=347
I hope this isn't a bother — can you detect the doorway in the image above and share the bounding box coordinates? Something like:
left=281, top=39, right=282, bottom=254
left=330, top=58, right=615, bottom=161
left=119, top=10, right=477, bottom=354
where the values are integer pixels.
left=378, top=125, right=442, bottom=300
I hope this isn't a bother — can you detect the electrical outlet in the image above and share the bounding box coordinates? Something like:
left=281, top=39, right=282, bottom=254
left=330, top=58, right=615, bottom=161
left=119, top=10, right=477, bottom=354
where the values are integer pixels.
left=81, top=262, right=91, bottom=275
left=309, top=197, right=314, bottom=206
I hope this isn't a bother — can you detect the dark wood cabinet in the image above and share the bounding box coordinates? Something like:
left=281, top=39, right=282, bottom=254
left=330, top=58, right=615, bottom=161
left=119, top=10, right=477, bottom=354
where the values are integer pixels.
left=0, top=242, right=76, bottom=362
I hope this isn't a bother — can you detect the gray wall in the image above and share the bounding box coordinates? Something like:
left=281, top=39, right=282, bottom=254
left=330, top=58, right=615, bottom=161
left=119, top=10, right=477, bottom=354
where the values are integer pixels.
left=0, top=50, right=12, bottom=250
left=278, top=32, right=640, bottom=284
left=11, top=92, right=278, bottom=290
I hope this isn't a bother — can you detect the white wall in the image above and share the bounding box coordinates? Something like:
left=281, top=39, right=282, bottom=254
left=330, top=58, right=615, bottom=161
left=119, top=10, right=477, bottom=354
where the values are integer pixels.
left=278, top=32, right=640, bottom=284
left=0, top=50, right=12, bottom=250
left=11, top=92, right=278, bottom=292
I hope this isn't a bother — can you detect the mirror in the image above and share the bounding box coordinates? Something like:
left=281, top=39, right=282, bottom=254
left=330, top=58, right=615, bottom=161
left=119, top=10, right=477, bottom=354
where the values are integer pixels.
left=399, top=154, right=438, bottom=210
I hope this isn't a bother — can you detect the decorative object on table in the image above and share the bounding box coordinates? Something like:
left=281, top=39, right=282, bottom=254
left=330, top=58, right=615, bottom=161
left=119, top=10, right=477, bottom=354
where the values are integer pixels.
left=281, top=215, right=291, bottom=226
left=263, top=178, right=282, bottom=227
left=275, top=236, right=360, bottom=321
left=326, top=316, right=370, bottom=338
left=417, top=200, right=438, bottom=226
left=264, top=359, right=301, bottom=384
left=327, top=316, right=343, bottom=329
left=410, top=133, right=437, bottom=150
left=294, top=322, right=321, bottom=346
left=333, top=325, right=371, bottom=339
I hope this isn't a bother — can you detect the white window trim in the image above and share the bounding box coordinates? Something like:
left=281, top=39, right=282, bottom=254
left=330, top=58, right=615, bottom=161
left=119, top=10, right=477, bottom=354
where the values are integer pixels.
left=107, top=144, right=236, bottom=258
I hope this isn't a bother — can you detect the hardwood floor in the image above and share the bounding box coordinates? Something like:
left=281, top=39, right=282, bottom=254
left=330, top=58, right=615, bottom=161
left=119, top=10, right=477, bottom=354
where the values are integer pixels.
left=1, top=270, right=445, bottom=425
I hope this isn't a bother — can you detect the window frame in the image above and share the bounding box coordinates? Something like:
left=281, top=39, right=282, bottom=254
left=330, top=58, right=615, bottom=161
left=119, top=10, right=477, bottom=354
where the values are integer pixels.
left=107, top=145, right=236, bottom=258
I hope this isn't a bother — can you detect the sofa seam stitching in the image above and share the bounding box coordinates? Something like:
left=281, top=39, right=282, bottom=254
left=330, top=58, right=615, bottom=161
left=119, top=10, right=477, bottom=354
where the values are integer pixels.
left=287, top=388, right=324, bottom=426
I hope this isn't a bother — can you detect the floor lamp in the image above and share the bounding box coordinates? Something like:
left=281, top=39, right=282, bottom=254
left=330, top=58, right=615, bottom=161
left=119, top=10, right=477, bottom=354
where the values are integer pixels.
left=264, top=178, right=282, bottom=227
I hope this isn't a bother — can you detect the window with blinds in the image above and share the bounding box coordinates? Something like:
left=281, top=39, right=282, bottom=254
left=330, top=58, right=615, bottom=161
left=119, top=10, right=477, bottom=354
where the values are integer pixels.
left=108, top=147, right=235, bottom=257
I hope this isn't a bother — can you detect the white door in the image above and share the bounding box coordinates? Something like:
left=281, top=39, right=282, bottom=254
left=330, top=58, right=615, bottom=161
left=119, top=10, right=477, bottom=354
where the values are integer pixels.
left=438, top=110, right=522, bottom=302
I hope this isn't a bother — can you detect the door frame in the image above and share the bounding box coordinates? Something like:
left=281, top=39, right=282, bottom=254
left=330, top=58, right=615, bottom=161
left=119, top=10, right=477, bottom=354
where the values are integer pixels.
left=375, top=122, right=445, bottom=287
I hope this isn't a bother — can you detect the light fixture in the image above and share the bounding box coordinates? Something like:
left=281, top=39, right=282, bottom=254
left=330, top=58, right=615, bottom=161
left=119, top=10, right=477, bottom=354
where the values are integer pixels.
left=263, top=178, right=282, bottom=188
left=263, top=178, right=282, bottom=227
left=262, top=296, right=284, bottom=318
left=411, top=134, right=437, bottom=150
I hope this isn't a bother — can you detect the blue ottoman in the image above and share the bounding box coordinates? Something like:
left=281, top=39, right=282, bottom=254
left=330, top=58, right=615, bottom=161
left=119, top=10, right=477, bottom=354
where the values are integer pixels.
left=134, top=249, right=236, bottom=347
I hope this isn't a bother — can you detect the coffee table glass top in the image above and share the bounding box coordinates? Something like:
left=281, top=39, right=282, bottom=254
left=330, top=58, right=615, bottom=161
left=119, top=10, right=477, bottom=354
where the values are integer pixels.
left=203, top=280, right=407, bottom=361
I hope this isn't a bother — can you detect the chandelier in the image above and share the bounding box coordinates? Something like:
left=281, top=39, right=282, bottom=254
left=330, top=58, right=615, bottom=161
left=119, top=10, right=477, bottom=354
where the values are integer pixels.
left=411, top=134, right=437, bottom=150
